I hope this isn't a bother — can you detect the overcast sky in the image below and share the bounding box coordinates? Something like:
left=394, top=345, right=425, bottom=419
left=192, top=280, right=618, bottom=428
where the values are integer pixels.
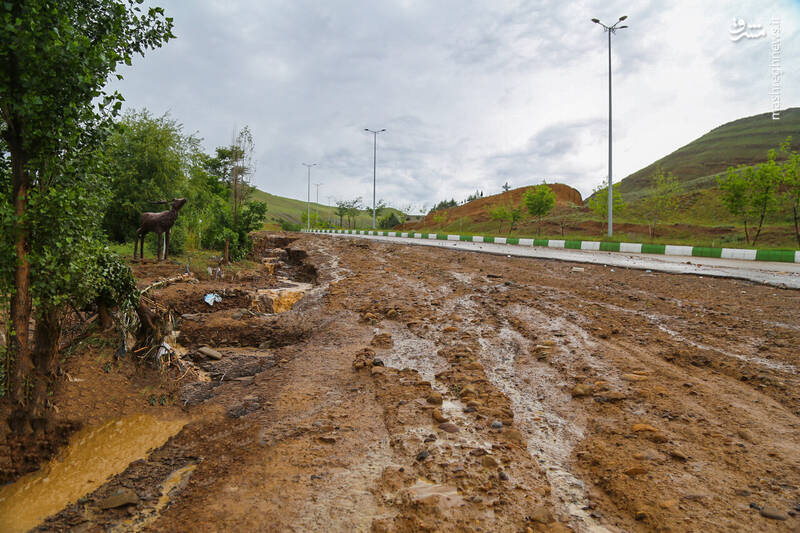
left=112, top=0, right=800, bottom=212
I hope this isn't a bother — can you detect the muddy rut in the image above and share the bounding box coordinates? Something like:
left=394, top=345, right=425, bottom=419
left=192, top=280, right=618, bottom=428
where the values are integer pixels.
left=9, top=233, right=800, bottom=532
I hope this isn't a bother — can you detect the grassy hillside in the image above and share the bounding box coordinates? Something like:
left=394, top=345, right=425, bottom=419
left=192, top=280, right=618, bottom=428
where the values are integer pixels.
left=249, top=188, right=405, bottom=230
left=618, top=108, right=800, bottom=201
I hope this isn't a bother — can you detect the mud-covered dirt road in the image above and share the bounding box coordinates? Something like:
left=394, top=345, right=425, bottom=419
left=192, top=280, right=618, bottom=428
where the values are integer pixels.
left=23, top=232, right=800, bottom=532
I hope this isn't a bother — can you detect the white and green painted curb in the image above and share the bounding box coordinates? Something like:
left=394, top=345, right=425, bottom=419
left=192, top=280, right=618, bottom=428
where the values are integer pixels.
left=303, top=229, right=800, bottom=264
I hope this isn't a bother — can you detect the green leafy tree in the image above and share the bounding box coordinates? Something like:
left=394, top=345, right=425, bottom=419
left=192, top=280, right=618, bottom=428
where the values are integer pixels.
left=378, top=212, right=402, bottom=229
left=335, top=200, right=348, bottom=227
left=0, top=0, right=173, bottom=429
left=778, top=137, right=800, bottom=246
left=103, top=109, right=194, bottom=242
left=432, top=210, right=448, bottom=226
left=718, top=151, right=781, bottom=245
left=487, top=204, right=522, bottom=234
left=550, top=202, right=582, bottom=237
left=588, top=183, right=626, bottom=234
left=522, top=183, right=556, bottom=235
left=642, top=166, right=682, bottom=238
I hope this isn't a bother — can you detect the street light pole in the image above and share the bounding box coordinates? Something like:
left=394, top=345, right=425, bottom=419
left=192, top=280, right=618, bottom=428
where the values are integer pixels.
left=313, top=183, right=323, bottom=216
left=302, top=162, right=317, bottom=230
left=364, top=128, right=386, bottom=229
left=592, top=15, right=628, bottom=238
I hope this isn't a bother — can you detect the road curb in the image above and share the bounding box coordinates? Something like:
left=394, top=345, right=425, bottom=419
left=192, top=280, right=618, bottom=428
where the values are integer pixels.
left=304, top=229, right=800, bottom=264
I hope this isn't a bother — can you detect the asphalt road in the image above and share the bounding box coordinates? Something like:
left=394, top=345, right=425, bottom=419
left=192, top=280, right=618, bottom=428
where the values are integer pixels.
left=326, top=232, right=800, bottom=289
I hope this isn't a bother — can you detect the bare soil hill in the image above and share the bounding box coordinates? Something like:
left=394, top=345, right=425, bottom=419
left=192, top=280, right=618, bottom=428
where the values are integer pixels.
left=402, top=184, right=582, bottom=231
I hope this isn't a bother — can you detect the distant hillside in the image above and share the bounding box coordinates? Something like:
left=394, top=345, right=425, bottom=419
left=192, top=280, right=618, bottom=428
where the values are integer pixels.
left=617, top=108, right=800, bottom=201
left=249, top=188, right=404, bottom=229
left=402, top=184, right=582, bottom=230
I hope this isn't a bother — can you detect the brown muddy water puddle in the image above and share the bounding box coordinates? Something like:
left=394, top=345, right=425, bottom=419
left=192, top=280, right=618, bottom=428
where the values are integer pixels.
left=257, top=278, right=313, bottom=313
left=0, top=413, right=186, bottom=533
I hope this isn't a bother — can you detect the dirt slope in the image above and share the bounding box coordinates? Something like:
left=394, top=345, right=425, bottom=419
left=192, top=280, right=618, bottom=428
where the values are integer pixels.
left=402, top=184, right=583, bottom=231
left=15, top=232, right=800, bottom=532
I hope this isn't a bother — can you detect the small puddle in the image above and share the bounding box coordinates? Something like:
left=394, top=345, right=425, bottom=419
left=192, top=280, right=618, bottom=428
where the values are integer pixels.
left=0, top=414, right=187, bottom=533
left=257, top=278, right=313, bottom=313
left=407, top=478, right=465, bottom=509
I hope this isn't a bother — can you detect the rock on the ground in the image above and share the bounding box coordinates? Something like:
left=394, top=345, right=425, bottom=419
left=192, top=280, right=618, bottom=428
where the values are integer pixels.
left=98, top=488, right=139, bottom=509
left=198, top=346, right=223, bottom=360
left=759, top=506, right=789, bottom=520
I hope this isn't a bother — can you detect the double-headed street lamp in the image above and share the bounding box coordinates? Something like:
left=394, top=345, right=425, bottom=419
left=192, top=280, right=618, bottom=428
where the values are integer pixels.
left=302, top=162, right=317, bottom=230
left=592, top=15, right=628, bottom=237
left=364, top=128, right=386, bottom=229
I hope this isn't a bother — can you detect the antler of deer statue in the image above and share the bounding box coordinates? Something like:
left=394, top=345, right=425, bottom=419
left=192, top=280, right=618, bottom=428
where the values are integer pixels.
left=133, top=198, right=187, bottom=262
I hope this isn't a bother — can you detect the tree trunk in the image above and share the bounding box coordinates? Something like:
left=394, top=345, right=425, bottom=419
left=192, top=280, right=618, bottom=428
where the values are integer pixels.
left=793, top=204, right=800, bottom=247
left=8, top=142, right=34, bottom=434
left=224, top=238, right=230, bottom=264
left=30, top=309, right=62, bottom=435
left=743, top=220, right=750, bottom=245
left=98, top=301, right=113, bottom=330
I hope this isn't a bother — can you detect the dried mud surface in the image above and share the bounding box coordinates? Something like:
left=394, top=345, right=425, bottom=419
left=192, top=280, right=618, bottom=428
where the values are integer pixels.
left=16, top=233, right=800, bottom=532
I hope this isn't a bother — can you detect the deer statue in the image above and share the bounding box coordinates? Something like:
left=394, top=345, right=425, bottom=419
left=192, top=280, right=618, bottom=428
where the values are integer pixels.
left=133, top=198, right=187, bottom=262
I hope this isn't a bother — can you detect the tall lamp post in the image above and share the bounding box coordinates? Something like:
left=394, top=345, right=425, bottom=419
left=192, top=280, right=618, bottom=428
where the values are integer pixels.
left=364, top=128, right=386, bottom=229
left=302, top=162, right=317, bottom=230
left=592, top=15, right=628, bottom=237
left=313, top=183, right=323, bottom=216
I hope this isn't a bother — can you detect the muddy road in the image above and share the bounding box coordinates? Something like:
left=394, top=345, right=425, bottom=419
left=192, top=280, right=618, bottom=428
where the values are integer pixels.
left=6, top=232, right=800, bottom=532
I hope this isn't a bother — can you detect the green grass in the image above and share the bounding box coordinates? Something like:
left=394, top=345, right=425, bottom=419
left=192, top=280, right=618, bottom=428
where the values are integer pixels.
left=249, top=188, right=405, bottom=229
left=617, top=107, right=800, bottom=198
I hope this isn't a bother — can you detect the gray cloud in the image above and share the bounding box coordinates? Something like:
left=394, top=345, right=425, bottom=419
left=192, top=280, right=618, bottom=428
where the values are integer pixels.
left=111, top=0, right=800, bottom=210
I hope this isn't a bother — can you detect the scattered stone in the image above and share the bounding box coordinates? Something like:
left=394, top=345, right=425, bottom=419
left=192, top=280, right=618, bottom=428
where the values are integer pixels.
left=370, top=366, right=386, bottom=376
left=498, top=471, right=509, bottom=481
left=633, top=449, right=666, bottom=462
left=759, top=506, right=789, bottom=520
left=668, top=449, right=688, bottom=461
left=98, top=488, right=139, bottom=509
left=528, top=506, right=554, bottom=524
left=595, top=391, right=627, bottom=402
left=635, top=510, right=649, bottom=521
left=571, top=383, right=593, bottom=397
left=318, top=435, right=337, bottom=444
left=491, top=420, right=503, bottom=429
left=681, top=493, right=709, bottom=502
left=659, top=499, right=678, bottom=510
left=570, top=267, right=585, bottom=273
left=632, top=423, right=657, bottom=433
left=464, top=406, right=476, bottom=413
left=624, top=466, right=649, bottom=476
left=504, top=429, right=525, bottom=443
left=432, top=409, right=448, bottom=423
left=371, top=333, right=393, bottom=348
left=438, top=422, right=460, bottom=433
left=480, top=455, right=499, bottom=468
left=416, top=450, right=430, bottom=462
left=622, top=373, right=649, bottom=382
left=460, top=385, right=477, bottom=398
left=749, top=502, right=761, bottom=510
left=372, top=359, right=384, bottom=366
left=423, top=434, right=437, bottom=443
left=426, top=392, right=443, bottom=405
left=737, top=428, right=754, bottom=442
left=198, top=346, right=223, bottom=360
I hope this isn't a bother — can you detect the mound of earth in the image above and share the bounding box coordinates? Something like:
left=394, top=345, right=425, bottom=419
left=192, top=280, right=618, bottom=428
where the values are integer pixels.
left=401, top=184, right=582, bottom=230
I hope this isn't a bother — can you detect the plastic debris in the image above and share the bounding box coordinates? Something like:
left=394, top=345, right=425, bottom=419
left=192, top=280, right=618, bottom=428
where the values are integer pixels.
left=204, top=293, right=222, bottom=306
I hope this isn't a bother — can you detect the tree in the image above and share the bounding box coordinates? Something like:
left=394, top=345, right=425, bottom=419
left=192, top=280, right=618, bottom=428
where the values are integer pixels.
left=378, top=212, right=402, bottom=229
left=487, top=204, right=521, bottom=234
left=779, top=137, right=800, bottom=246
left=502, top=182, right=511, bottom=192
left=103, top=110, right=194, bottom=242
left=522, top=183, right=556, bottom=235
left=549, top=202, right=582, bottom=237
left=335, top=200, right=348, bottom=227
left=718, top=151, right=781, bottom=246
left=0, top=0, right=173, bottom=430
left=588, top=182, right=626, bottom=234
left=432, top=210, right=448, bottom=226
left=641, top=166, right=682, bottom=238
left=227, top=126, right=255, bottom=262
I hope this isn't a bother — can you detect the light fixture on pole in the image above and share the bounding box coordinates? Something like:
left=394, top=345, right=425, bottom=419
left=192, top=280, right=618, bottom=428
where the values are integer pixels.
left=364, top=128, right=386, bottom=229
left=302, top=162, right=317, bottom=230
left=592, top=15, right=628, bottom=237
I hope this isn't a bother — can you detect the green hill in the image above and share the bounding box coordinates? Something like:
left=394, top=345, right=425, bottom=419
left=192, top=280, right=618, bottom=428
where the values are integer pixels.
left=617, top=108, right=800, bottom=201
left=249, top=188, right=405, bottom=229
